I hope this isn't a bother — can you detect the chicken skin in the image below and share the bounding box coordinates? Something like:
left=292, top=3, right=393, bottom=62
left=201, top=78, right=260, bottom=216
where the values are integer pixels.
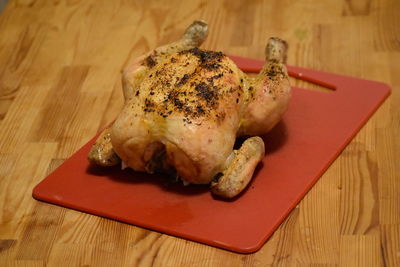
left=88, top=20, right=291, bottom=198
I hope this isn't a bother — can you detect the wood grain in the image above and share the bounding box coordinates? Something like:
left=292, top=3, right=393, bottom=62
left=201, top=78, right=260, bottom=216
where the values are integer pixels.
left=0, top=0, right=399, bottom=266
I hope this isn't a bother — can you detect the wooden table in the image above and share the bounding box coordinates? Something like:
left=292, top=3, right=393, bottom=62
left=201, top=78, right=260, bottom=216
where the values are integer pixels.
left=0, top=0, right=399, bottom=266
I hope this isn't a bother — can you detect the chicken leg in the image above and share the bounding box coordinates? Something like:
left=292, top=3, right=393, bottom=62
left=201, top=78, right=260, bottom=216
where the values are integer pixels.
left=211, top=38, right=289, bottom=198
left=239, top=37, right=290, bottom=136
left=210, top=136, right=265, bottom=198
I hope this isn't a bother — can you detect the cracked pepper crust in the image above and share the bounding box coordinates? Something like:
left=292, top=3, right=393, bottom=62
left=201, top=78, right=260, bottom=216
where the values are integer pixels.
left=133, top=48, right=246, bottom=126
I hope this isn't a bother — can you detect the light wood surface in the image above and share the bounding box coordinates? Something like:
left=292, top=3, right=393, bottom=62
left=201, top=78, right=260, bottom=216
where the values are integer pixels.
left=0, top=0, right=399, bottom=266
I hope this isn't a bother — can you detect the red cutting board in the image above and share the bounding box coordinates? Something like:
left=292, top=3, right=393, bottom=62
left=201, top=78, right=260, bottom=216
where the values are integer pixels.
left=33, top=55, right=391, bottom=253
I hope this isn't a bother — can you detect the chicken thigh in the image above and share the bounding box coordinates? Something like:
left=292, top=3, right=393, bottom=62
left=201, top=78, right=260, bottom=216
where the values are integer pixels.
left=88, top=20, right=291, bottom=198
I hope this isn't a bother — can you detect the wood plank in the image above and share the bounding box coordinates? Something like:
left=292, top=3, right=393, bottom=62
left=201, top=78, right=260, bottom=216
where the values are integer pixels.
left=339, top=235, right=384, bottom=266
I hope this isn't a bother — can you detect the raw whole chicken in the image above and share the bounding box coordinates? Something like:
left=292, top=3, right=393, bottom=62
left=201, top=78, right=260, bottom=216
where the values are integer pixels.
left=88, top=21, right=291, bottom=198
